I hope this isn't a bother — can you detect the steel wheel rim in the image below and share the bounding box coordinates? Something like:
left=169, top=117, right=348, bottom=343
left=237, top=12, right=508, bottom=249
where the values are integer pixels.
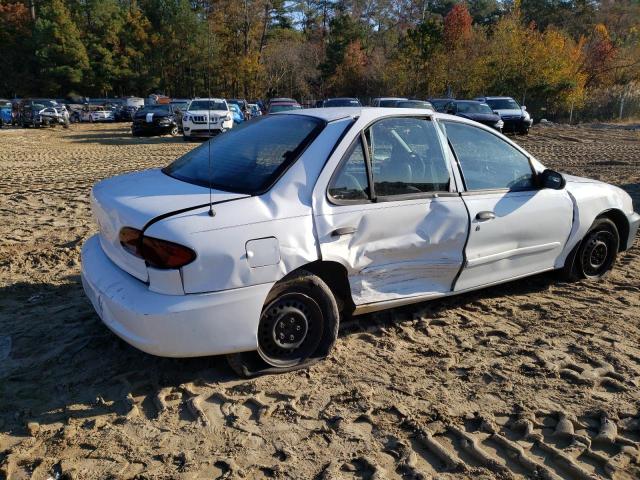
left=582, top=230, right=614, bottom=277
left=257, top=292, right=323, bottom=368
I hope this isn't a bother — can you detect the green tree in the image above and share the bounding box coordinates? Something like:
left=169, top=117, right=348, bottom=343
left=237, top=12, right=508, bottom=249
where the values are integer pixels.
left=33, top=0, right=89, bottom=95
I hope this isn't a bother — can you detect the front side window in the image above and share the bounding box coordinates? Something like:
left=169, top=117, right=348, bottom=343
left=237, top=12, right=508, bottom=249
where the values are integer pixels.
left=442, top=121, right=534, bottom=191
left=368, top=117, right=450, bottom=196
left=328, top=138, right=369, bottom=201
left=164, top=115, right=323, bottom=194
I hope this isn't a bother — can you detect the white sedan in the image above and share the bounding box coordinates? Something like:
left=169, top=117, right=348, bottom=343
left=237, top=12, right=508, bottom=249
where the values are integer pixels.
left=81, top=109, right=115, bottom=122
left=81, top=108, right=639, bottom=376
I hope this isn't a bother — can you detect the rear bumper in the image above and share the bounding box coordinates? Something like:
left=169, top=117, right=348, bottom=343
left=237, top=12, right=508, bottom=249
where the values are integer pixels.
left=626, top=212, right=640, bottom=250
left=81, top=235, right=270, bottom=357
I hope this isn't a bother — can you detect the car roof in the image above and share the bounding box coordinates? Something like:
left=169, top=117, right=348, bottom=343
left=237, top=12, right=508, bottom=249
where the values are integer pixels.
left=275, top=106, right=458, bottom=122
left=478, top=96, right=513, bottom=100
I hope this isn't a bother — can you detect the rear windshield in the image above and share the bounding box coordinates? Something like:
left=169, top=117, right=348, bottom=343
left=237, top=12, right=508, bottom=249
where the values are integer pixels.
left=457, top=102, right=493, bottom=114
left=163, top=115, right=324, bottom=194
left=324, top=98, right=360, bottom=107
left=396, top=101, right=433, bottom=109
left=379, top=99, right=404, bottom=107
left=270, top=104, right=302, bottom=112
left=486, top=98, right=520, bottom=110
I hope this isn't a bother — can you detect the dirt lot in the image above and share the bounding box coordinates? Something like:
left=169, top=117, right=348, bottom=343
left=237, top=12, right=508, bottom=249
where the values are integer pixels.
left=0, top=122, right=639, bottom=480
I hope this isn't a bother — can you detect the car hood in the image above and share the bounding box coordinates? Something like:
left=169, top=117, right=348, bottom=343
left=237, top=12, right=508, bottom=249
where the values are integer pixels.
left=91, top=168, right=248, bottom=282
left=459, top=112, right=501, bottom=122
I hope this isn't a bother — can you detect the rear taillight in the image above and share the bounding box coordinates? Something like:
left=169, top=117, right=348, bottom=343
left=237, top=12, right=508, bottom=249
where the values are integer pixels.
left=119, top=227, right=142, bottom=256
left=119, top=227, right=196, bottom=269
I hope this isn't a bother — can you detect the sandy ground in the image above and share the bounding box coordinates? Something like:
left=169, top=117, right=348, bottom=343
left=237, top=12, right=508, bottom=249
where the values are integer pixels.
left=0, top=122, right=639, bottom=480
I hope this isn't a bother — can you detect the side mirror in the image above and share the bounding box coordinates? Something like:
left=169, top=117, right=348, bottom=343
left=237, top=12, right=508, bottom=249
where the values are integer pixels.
left=538, top=169, right=565, bottom=190
left=522, top=105, right=527, bottom=111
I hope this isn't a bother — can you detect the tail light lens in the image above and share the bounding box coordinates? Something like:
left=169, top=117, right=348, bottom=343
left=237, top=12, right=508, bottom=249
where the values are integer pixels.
left=119, top=227, right=196, bottom=269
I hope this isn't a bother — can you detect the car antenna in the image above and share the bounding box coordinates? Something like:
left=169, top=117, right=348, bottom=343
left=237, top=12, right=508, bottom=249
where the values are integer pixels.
left=206, top=6, right=215, bottom=217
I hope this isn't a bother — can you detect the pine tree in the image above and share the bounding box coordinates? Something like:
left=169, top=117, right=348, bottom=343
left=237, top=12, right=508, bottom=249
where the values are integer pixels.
left=33, top=0, right=89, bottom=95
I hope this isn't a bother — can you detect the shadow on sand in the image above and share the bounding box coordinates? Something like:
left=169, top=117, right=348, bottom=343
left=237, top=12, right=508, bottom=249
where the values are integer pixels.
left=0, top=269, right=559, bottom=436
left=65, top=127, right=186, bottom=146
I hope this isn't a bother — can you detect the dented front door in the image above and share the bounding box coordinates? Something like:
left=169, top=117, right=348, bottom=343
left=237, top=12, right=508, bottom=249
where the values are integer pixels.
left=315, top=197, right=468, bottom=305
left=313, top=116, right=469, bottom=307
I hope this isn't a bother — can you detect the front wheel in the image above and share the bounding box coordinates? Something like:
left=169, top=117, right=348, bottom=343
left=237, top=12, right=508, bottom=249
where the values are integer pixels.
left=227, top=270, right=339, bottom=377
left=568, top=218, right=619, bottom=281
left=169, top=125, right=179, bottom=136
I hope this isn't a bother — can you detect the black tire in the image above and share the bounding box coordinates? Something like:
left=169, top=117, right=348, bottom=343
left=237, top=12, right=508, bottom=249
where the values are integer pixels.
left=226, top=270, right=339, bottom=377
left=519, top=127, right=529, bottom=135
left=567, top=218, right=619, bottom=281
left=170, top=125, right=179, bottom=136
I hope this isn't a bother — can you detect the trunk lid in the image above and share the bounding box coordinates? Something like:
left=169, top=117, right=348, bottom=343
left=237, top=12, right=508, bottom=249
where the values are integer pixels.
left=91, top=168, right=248, bottom=282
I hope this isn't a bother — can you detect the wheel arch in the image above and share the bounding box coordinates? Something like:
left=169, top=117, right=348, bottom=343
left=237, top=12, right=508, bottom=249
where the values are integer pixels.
left=279, top=260, right=355, bottom=317
left=597, top=208, right=629, bottom=252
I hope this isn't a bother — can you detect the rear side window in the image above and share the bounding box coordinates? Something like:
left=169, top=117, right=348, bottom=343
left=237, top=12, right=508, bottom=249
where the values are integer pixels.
left=442, top=121, right=534, bottom=191
left=328, top=139, right=369, bottom=201
left=164, top=115, right=323, bottom=194
left=368, top=117, right=450, bottom=196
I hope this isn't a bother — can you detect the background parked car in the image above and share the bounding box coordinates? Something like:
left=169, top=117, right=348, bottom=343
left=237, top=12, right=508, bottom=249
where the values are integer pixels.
left=228, top=103, right=245, bottom=124
left=321, top=97, right=361, bottom=107
left=247, top=103, right=262, bottom=118
left=371, top=97, right=407, bottom=107
left=444, top=100, right=504, bottom=132
left=0, top=101, right=12, bottom=127
left=268, top=101, right=302, bottom=113
left=392, top=99, right=434, bottom=110
left=81, top=108, right=115, bottom=122
left=170, top=99, right=190, bottom=132
left=131, top=104, right=179, bottom=136
left=474, top=96, right=532, bottom=134
left=182, top=98, right=232, bottom=140
left=427, top=98, right=454, bottom=112
left=16, top=99, right=64, bottom=127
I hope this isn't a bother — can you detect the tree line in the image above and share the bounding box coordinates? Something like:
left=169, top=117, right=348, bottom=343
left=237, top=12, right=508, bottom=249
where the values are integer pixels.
left=1, top=0, right=639, bottom=121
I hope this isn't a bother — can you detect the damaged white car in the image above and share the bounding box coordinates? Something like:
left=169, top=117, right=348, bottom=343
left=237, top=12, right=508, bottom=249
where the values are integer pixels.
left=81, top=108, right=640, bottom=376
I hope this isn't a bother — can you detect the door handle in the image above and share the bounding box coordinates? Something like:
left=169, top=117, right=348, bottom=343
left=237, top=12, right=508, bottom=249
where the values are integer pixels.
left=331, top=226, right=357, bottom=237
left=476, top=211, right=496, bottom=221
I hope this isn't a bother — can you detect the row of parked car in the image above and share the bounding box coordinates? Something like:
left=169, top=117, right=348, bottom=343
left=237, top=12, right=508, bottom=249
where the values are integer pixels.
left=317, top=95, right=533, bottom=134
left=1, top=94, right=533, bottom=138
left=129, top=98, right=266, bottom=139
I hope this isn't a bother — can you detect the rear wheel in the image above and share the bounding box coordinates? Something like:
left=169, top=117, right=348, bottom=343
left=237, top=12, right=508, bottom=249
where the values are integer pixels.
left=226, top=270, right=339, bottom=377
left=568, top=218, right=619, bottom=281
